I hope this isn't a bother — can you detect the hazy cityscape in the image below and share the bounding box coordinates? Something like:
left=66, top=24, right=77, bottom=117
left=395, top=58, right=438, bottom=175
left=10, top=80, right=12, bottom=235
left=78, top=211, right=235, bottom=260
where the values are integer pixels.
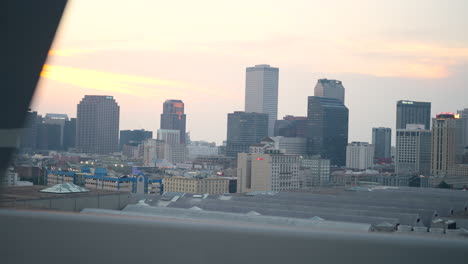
left=2, top=1, right=468, bottom=262
left=3, top=62, right=468, bottom=238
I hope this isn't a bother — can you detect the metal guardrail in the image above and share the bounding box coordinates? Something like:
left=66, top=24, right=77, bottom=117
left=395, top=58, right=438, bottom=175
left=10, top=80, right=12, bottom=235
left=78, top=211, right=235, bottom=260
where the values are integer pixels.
left=1, top=209, right=468, bottom=264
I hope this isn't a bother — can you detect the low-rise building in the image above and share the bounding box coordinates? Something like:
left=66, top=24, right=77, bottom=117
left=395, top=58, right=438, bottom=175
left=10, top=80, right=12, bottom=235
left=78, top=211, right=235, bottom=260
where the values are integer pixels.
left=300, top=157, right=330, bottom=187
left=163, top=176, right=229, bottom=194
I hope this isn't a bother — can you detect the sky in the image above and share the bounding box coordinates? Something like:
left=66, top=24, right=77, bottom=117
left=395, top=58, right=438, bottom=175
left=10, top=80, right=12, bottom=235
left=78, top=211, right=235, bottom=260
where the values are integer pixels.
left=33, top=0, right=468, bottom=145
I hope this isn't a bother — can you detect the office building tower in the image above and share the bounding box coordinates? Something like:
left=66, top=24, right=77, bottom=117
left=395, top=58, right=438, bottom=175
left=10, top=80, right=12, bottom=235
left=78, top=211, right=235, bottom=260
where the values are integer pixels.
left=306, top=96, right=349, bottom=166
left=267, top=136, right=307, bottom=156
left=395, top=124, right=432, bottom=176
left=226, top=111, right=268, bottom=157
left=431, top=113, right=457, bottom=176
left=19, top=110, right=40, bottom=150
left=274, top=115, right=307, bottom=138
left=456, top=108, right=468, bottom=163
left=346, top=142, right=374, bottom=170
left=372, top=127, right=392, bottom=161
left=63, top=118, right=76, bottom=150
left=119, top=129, right=152, bottom=150
left=245, top=64, right=279, bottom=136
left=160, top=99, right=186, bottom=144
left=396, top=100, right=431, bottom=130
left=237, top=149, right=300, bottom=193
left=43, top=113, right=68, bottom=147
left=36, top=123, right=61, bottom=150
left=157, top=129, right=180, bottom=145
left=76, top=95, right=120, bottom=154
left=314, top=79, right=345, bottom=104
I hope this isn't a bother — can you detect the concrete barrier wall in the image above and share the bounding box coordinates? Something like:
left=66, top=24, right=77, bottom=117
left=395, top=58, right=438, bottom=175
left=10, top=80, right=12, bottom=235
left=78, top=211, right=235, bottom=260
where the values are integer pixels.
left=16, top=193, right=130, bottom=212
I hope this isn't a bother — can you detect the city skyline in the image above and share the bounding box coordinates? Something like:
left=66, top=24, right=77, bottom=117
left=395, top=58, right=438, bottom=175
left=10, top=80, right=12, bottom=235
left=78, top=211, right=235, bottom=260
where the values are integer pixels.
left=31, top=0, right=468, bottom=144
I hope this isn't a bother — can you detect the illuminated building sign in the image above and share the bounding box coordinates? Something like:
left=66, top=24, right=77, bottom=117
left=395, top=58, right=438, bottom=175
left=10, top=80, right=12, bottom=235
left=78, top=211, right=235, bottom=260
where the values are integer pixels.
left=257, top=158, right=264, bottom=161
left=401, top=101, right=414, bottom=104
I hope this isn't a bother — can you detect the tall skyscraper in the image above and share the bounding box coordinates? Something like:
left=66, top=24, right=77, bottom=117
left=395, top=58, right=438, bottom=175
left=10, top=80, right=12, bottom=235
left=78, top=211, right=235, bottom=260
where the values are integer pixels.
left=19, top=110, right=40, bottom=150
left=431, top=113, right=457, bottom=176
left=306, top=96, right=349, bottom=166
left=395, top=124, right=432, bottom=176
left=119, top=129, right=152, bottom=150
left=396, top=100, right=431, bottom=130
left=36, top=123, right=61, bottom=150
left=274, top=115, right=307, bottom=138
left=160, top=99, right=186, bottom=144
left=314, top=79, right=345, bottom=104
left=346, top=142, right=374, bottom=170
left=456, top=108, right=468, bottom=163
left=43, top=113, right=68, bottom=147
left=226, top=111, right=268, bottom=157
left=372, top=127, right=392, bottom=161
left=63, top=118, right=76, bottom=150
left=157, top=129, right=180, bottom=145
left=245, top=64, right=279, bottom=136
left=76, top=95, right=119, bottom=154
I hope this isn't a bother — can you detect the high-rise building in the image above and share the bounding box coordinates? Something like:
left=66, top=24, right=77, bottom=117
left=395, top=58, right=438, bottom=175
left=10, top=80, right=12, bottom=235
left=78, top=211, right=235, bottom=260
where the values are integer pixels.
left=346, top=142, right=374, bottom=170
left=43, top=113, right=68, bottom=147
left=456, top=108, right=468, bottom=163
left=431, top=113, right=457, bottom=176
left=314, top=79, right=345, bottom=104
left=226, top=111, right=268, bottom=157
left=267, top=136, right=307, bottom=156
left=245, top=64, right=279, bottom=136
left=274, top=115, right=307, bottom=138
left=119, top=129, right=153, bottom=150
left=372, top=127, right=392, bottom=161
left=395, top=124, right=432, bottom=176
left=36, top=123, right=61, bottom=150
left=19, top=110, right=40, bottom=150
left=76, top=95, right=120, bottom=154
left=396, top=100, right=431, bottom=130
left=306, top=96, right=349, bottom=166
left=157, top=129, right=180, bottom=145
left=63, top=118, right=76, bottom=150
left=237, top=149, right=300, bottom=193
left=160, top=99, right=186, bottom=144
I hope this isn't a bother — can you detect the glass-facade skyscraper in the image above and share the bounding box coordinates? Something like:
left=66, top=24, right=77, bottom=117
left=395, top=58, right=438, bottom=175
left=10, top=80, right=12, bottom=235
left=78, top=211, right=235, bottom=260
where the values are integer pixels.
left=76, top=95, right=120, bottom=154
left=226, top=111, right=268, bottom=157
left=160, top=99, right=186, bottom=144
left=306, top=96, right=349, bottom=166
left=396, top=100, right=431, bottom=130
left=245, top=64, right=279, bottom=136
left=372, top=127, right=392, bottom=160
left=274, top=115, right=307, bottom=138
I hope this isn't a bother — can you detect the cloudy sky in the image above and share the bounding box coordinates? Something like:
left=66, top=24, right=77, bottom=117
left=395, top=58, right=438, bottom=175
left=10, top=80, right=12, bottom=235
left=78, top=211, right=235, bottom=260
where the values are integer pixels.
left=33, top=0, right=468, bottom=144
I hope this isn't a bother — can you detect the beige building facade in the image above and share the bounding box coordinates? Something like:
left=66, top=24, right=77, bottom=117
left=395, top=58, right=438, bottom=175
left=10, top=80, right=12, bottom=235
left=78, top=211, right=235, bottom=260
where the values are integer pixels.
left=163, top=176, right=229, bottom=194
left=237, top=150, right=300, bottom=193
left=431, top=115, right=457, bottom=176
